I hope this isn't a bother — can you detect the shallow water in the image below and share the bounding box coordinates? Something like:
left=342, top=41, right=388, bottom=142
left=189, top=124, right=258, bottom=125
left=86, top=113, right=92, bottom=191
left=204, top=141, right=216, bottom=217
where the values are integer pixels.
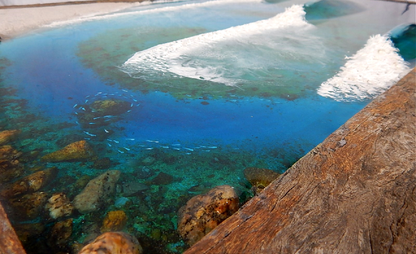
left=0, top=0, right=414, bottom=253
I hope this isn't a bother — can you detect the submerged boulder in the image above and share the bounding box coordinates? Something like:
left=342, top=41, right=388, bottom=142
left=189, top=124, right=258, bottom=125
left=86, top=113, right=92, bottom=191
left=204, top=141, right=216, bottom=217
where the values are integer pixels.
left=0, top=129, right=20, bottom=145
left=41, top=140, right=94, bottom=162
left=177, top=185, right=239, bottom=246
left=73, top=170, right=121, bottom=214
left=78, top=232, right=142, bottom=254
left=0, top=167, right=58, bottom=198
left=8, top=192, right=49, bottom=220
left=243, top=167, right=281, bottom=195
left=0, top=145, right=24, bottom=183
left=45, top=192, right=74, bottom=220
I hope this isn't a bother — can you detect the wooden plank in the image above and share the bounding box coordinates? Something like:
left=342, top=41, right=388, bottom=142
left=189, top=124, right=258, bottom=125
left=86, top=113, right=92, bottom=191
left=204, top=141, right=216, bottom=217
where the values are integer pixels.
left=0, top=201, right=26, bottom=254
left=185, top=68, right=416, bottom=253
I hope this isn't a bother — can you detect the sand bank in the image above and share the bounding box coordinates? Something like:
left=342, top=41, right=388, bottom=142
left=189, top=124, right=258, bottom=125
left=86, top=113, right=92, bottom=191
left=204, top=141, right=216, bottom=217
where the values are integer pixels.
left=0, top=2, right=142, bottom=40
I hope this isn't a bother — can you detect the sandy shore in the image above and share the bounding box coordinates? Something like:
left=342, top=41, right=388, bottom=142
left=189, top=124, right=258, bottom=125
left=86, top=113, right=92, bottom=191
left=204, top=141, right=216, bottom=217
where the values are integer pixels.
left=0, top=2, right=143, bottom=40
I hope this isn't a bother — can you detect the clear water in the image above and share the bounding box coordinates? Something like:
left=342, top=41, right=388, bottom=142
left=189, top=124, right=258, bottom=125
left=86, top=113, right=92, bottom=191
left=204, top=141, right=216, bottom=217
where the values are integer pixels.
left=0, top=0, right=414, bottom=253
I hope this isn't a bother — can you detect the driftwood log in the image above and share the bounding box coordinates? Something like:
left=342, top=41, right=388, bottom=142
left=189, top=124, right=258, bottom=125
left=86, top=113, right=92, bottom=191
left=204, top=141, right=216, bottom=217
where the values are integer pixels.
left=185, top=68, right=416, bottom=253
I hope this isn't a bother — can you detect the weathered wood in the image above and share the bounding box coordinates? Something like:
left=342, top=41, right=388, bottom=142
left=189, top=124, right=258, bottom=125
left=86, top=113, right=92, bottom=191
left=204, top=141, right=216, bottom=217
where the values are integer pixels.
left=0, top=201, right=26, bottom=254
left=185, top=68, right=416, bottom=254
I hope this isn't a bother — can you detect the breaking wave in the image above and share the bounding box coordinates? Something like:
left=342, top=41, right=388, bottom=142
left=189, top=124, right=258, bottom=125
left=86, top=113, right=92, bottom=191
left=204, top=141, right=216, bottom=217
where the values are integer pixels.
left=317, top=34, right=410, bottom=101
left=121, top=5, right=313, bottom=86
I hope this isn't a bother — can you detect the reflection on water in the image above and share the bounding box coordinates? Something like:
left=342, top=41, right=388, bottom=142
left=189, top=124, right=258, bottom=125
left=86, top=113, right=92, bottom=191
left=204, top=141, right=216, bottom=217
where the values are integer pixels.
left=0, top=0, right=414, bottom=253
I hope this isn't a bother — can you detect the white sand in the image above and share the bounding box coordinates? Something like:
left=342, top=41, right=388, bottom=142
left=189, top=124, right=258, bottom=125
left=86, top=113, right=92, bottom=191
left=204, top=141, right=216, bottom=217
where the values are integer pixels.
left=0, top=2, right=141, bottom=40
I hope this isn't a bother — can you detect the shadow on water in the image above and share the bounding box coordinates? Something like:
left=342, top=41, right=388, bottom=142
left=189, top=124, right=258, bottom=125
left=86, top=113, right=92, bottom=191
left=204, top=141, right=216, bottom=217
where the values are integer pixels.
left=390, top=24, right=416, bottom=61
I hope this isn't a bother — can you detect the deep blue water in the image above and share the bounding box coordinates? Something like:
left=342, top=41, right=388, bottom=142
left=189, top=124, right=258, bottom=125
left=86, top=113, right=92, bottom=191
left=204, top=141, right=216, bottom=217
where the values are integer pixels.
left=0, top=0, right=414, bottom=252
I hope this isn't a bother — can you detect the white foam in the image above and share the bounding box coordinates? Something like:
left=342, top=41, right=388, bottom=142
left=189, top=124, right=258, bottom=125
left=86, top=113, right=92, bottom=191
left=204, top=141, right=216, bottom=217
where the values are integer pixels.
left=45, top=0, right=260, bottom=28
left=121, top=5, right=312, bottom=85
left=317, top=34, right=410, bottom=101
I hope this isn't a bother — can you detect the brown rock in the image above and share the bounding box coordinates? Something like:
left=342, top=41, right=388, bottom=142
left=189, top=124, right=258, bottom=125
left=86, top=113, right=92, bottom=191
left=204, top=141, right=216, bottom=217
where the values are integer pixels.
left=45, top=193, right=74, bottom=220
left=100, top=210, right=128, bottom=233
left=0, top=130, right=20, bottom=145
left=14, top=223, right=45, bottom=245
left=177, top=185, right=239, bottom=246
left=73, top=170, right=121, bottom=213
left=0, top=145, right=24, bottom=184
left=0, top=167, right=58, bottom=198
left=41, top=140, right=94, bottom=162
left=78, top=232, right=143, bottom=254
left=243, top=167, right=281, bottom=195
left=184, top=69, right=416, bottom=253
left=50, top=218, right=73, bottom=247
left=8, top=192, right=48, bottom=220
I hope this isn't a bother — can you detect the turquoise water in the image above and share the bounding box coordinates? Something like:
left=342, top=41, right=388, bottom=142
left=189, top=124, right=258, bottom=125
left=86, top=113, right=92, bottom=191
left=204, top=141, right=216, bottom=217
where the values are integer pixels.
left=0, top=0, right=414, bottom=253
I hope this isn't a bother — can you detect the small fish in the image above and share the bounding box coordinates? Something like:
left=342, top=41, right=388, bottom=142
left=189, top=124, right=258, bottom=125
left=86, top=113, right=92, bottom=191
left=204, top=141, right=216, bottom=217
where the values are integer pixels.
left=124, top=147, right=131, bottom=151
left=95, top=92, right=102, bottom=96
left=136, top=104, right=140, bottom=107
left=75, top=121, right=80, bottom=125
left=122, top=89, right=128, bottom=92
left=85, top=95, right=90, bottom=98
left=104, top=129, right=110, bottom=133
left=161, top=146, right=169, bottom=149
left=146, top=147, right=153, bottom=150
left=208, top=146, right=217, bottom=149
left=186, top=153, right=192, bottom=155
left=173, top=148, right=181, bottom=151
left=83, top=131, right=96, bottom=137
left=132, top=98, right=138, bottom=102
left=172, top=144, right=181, bottom=147
left=127, top=110, right=132, bottom=113
left=107, top=143, right=112, bottom=147
left=126, top=138, right=135, bottom=141
left=93, top=116, right=101, bottom=120
left=85, top=99, right=89, bottom=103
left=74, top=112, right=78, bottom=115
left=113, top=140, right=120, bottom=144
left=73, top=103, right=78, bottom=108
left=117, top=149, right=125, bottom=154
left=184, top=148, right=194, bottom=152
left=103, top=115, right=114, bottom=118
left=146, top=140, right=159, bottom=143
left=89, top=122, right=96, bottom=125
left=130, top=103, right=134, bottom=107
left=81, top=107, right=86, bottom=111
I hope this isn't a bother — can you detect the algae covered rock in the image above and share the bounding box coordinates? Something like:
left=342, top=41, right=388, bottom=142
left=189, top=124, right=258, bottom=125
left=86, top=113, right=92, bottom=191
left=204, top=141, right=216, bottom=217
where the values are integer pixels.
left=0, top=167, right=58, bottom=198
left=8, top=192, right=49, bottom=220
left=79, top=232, right=142, bottom=254
left=73, top=170, right=121, bottom=213
left=244, top=167, right=281, bottom=195
left=177, top=185, right=239, bottom=246
left=0, top=129, right=20, bottom=145
left=45, top=192, right=74, bottom=220
left=100, top=210, right=128, bottom=233
left=0, top=145, right=24, bottom=183
left=41, top=140, right=94, bottom=162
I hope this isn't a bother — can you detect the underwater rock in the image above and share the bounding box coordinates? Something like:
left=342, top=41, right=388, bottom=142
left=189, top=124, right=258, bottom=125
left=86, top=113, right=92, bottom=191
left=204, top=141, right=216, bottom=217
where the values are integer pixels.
left=76, top=99, right=132, bottom=128
left=134, top=166, right=155, bottom=179
left=0, top=167, right=58, bottom=198
left=122, top=181, right=149, bottom=197
left=78, top=232, right=143, bottom=254
left=0, top=145, right=24, bottom=184
left=177, top=185, right=239, bottom=246
left=92, top=157, right=113, bottom=170
left=149, top=172, right=175, bottom=185
left=100, top=210, right=128, bottom=232
left=8, top=192, right=48, bottom=220
left=142, top=156, right=156, bottom=165
left=14, top=223, right=45, bottom=245
left=0, top=129, right=20, bottom=145
left=41, top=140, right=94, bottom=162
left=49, top=218, right=73, bottom=248
left=45, top=192, right=74, bottom=220
left=244, top=167, right=281, bottom=195
left=73, top=170, right=121, bottom=214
